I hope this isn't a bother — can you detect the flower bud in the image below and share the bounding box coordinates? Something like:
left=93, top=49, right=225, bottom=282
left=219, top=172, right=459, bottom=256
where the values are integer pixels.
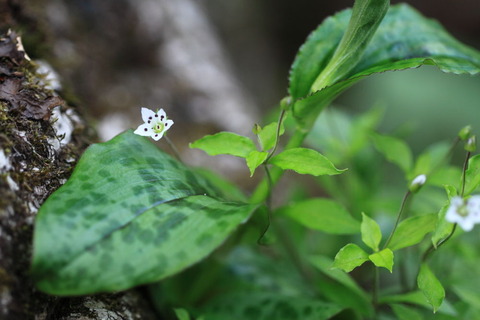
left=252, top=124, right=261, bottom=135
left=280, top=96, right=292, bottom=111
left=409, top=174, right=427, bottom=193
left=458, top=125, right=472, bottom=141
left=465, top=135, right=476, bottom=152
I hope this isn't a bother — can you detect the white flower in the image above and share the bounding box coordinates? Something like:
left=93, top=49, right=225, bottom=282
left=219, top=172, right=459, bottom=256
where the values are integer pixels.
left=445, top=196, right=480, bottom=231
left=134, top=107, right=174, bottom=141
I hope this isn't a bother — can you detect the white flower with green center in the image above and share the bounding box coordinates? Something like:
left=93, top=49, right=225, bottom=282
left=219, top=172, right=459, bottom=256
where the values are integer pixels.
left=134, top=107, right=174, bottom=141
left=445, top=196, right=480, bottom=231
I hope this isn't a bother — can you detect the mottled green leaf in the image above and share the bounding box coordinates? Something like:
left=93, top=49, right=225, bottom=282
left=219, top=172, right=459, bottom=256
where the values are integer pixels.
left=371, top=132, right=412, bottom=173
left=258, top=121, right=285, bottom=151
left=269, top=148, right=346, bottom=176
left=190, top=132, right=256, bottom=158
left=32, top=131, right=256, bottom=295
left=277, top=198, right=359, bottom=234
left=361, top=212, right=382, bottom=252
left=388, top=214, right=437, bottom=251
left=246, top=151, right=268, bottom=177
left=332, top=243, right=369, bottom=273
left=464, top=154, right=480, bottom=195
left=289, top=4, right=480, bottom=127
left=201, top=292, right=343, bottom=320
left=369, top=248, right=394, bottom=273
left=417, top=264, right=445, bottom=313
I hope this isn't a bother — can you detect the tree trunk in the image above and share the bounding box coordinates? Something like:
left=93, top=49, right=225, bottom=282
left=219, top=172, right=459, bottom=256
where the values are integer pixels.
left=0, top=3, right=159, bottom=319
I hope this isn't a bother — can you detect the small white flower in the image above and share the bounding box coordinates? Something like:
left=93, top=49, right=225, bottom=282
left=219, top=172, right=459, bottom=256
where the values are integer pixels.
left=134, top=107, right=174, bottom=141
left=445, top=196, right=480, bottom=231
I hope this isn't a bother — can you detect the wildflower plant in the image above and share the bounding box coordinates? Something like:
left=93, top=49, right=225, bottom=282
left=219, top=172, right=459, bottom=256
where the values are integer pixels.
left=31, top=0, right=480, bottom=319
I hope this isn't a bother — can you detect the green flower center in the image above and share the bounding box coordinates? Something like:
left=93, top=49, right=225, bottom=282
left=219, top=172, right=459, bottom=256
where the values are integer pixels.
left=152, top=122, right=165, bottom=133
left=457, top=204, right=469, bottom=217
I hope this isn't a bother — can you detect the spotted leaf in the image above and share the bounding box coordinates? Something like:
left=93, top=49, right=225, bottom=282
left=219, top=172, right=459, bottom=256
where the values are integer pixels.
left=31, top=130, right=256, bottom=295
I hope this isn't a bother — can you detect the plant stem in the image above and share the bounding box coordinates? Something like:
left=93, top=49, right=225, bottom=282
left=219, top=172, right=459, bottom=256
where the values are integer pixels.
left=372, top=266, right=380, bottom=308
left=265, top=109, right=287, bottom=163
left=256, top=165, right=273, bottom=245
left=383, top=191, right=411, bottom=250
left=420, top=150, right=471, bottom=263
left=250, top=129, right=308, bottom=203
left=164, top=135, right=183, bottom=162
left=460, top=151, right=471, bottom=197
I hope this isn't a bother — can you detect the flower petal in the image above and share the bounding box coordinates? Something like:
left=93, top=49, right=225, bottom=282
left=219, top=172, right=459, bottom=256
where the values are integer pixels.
left=459, top=218, right=475, bottom=232
left=134, top=123, right=153, bottom=136
left=164, top=119, right=174, bottom=131
left=156, top=108, right=167, bottom=121
left=151, top=131, right=164, bottom=141
left=141, top=107, right=156, bottom=123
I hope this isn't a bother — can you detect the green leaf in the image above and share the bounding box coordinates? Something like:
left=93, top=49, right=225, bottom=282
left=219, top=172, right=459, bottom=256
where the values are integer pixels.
left=464, top=154, right=480, bottom=195
left=369, top=248, right=394, bottom=273
left=428, top=166, right=462, bottom=188
left=361, top=212, right=382, bottom=251
left=332, top=243, right=369, bottom=273
left=258, top=121, right=285, bottom=151
left=269, top=148, right=346, bottom=176
left=431, top=200, right=455, bottom=249
left=371, top=132, right=413, bottom=173
left=310, top=0, right=390, bottom=91
left=389, top=304, right=423, bottom=320
left=452, top=285, right=480, bottom=310
left=246, top=151, right=268, bottom=177
left=289, top=4, right=480, bottom=127
left=174, top=309, right=191, bottom=320
left=309, top=255, right=373, bottom=317
left=411, top=142, right=450, bottom=179
left=32, top=131, right=256, bottom=295
left=290, top=0, right=389, bottom=99
left=190, top=132, right=256, bottom=158
left=276, top=198, right=360, bottom=234
left=417, top=264, right=445, bottom=313
left=388, top=214, right=437, bottom=251
left=381, top=291, right=457, bottom=316
left=201, top=292, right=343, bottom=320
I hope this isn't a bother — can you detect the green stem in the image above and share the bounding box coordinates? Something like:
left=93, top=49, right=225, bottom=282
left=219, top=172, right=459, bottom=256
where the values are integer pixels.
left=250, top=129, right=308, bottom=204
left=265, top=109, right=287, bottom=163
left=257, top=165, right=273, bottom=245
left=164, top=135, right=183, bottom=163
left=373, top=266, right=380, bottom=309
left=383, top=191, right=411, bottom=250
left=422, top=223, right=457, bottom=262
left=420, top=150, right=471, bottom=264
left=460, top=151, right=471, bottom=197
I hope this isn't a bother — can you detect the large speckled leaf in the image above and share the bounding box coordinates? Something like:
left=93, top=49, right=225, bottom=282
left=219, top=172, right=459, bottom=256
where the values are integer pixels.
left=31, top=130, right=256, bottom=295
left=200, top=292, right=343, bottom=320
left=289, top=4, right=480, bottom=128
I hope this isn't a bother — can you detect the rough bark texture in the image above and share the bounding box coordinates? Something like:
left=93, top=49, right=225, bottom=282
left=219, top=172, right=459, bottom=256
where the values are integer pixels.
left=0, top=1, right=160, bottom=319
left=0, top=30, right=159, bottom=320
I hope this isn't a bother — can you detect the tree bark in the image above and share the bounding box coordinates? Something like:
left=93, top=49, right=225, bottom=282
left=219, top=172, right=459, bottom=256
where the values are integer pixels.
left=0, top=2, right=159, bottom=318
